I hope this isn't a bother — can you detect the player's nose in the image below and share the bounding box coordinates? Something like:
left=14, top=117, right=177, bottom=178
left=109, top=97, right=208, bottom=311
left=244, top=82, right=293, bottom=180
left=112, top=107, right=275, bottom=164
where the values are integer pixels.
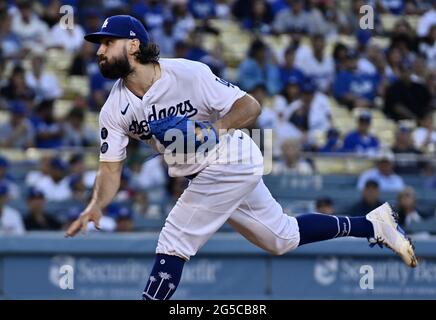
left=96, top=44, right=106, bottom=56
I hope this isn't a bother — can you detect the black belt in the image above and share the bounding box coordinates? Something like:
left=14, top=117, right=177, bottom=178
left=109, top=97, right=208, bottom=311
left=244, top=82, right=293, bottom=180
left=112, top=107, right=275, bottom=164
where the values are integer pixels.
left=185, top=172, right=199, bottom=180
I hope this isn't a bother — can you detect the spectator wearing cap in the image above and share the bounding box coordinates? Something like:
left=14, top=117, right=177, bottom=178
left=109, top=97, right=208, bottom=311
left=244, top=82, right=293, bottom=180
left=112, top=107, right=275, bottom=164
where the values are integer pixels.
left=240, top=0, right=273, bottom=34
left=107, top=203, right=134, bottom=232
left=33, top=157, right=72, bottom=201
left=0, top=100, right=34, bottom=149
left=0, top=182, right=25, bottom=235
left=273, top=0, right=309, bottom=34
left=278, top=46, right=305, bottom=91
left=69, top=153, right=96, bottom=189
left=10, top=0, right=49, bottom=50
left=412, top=111, right=436, bottom=153
left=294, top=34, right=335, bottom=93
left=396, top=187, right=423, bottom=230
left=333, top=48, right=381, bottom=110
left=285, top=78, right=331, bottom=149
left=0, top=64, right=35, bottom=101
left=274, top=72, right=303, bottom=116
left=188, top=0, right=217, bottom=19
left=357, top=149, right=405, bottom=192
left=349, top=180, right=384, bottom=217
left=318, top=128, right=342, bottom=153
left=238, top=39, right=281, bottom=95
left=392, top=121, right=423, bottom=174
left=25, top=48, right=63, bottom=102
left=151, top=18, right=177, bottom=58
left=315, top=197, right=334, bottom=215
left=24, top=188, right=61, bottom=231
left=0, top=10, right=24, bottom=60
left=136, top=0, right=167, bottom=32
left=384, top=59, right=432, bottom=121
left=30, top=99, right=63, bottom=148
left=341, top=109, right=380, bottom=155
left=69, top=174, right=88, bottom=202
left=62, top=107, right=98, bottom=147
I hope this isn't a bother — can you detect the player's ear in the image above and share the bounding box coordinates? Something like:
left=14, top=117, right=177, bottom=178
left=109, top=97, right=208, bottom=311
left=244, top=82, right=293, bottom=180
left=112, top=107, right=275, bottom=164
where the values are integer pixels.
left=128, top=39, right=140, bottom=55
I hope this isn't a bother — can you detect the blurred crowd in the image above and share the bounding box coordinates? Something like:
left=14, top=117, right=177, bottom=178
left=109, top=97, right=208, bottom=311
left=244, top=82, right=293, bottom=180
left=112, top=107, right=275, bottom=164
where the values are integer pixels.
left=1, top=0, right=436, bottom=235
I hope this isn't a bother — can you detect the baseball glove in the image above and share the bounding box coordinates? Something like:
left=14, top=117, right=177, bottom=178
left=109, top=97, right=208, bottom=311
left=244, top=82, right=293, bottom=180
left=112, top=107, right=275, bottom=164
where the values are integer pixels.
left=148, top=116, right=219, bottom=153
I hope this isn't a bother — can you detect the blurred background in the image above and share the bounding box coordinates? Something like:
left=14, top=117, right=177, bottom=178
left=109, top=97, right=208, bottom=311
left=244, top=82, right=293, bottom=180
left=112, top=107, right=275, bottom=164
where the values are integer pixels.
left=0, top=0, right=436, bottom=299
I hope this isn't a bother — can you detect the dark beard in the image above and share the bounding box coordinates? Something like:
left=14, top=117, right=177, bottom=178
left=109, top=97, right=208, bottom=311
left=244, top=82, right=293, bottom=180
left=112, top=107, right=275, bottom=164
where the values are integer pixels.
left=98, top=53, right=132, bottom=79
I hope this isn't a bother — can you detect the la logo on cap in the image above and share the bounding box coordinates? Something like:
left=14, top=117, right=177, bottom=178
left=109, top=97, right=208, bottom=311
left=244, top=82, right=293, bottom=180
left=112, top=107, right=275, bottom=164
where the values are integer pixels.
left=102, top=18, right=109, bottom=28
left=130, top=31, right=136, bottom=36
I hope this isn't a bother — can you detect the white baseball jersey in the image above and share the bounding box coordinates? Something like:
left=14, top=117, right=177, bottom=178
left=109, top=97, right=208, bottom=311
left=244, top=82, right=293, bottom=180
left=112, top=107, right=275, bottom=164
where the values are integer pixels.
left=98, top=58, right=300, bottom=260
left=99, top=58, right=252, bottom=177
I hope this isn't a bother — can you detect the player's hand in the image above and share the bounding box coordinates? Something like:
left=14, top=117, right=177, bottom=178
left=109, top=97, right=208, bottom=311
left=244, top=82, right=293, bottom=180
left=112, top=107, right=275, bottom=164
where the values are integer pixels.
left=65, top=204, right=102, bottom=237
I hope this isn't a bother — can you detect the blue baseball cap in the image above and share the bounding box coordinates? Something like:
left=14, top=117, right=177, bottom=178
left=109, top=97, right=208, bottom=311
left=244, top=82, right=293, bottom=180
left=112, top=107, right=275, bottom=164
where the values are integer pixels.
left=357, top=109, right=372, bottom=122
left=106, top=203, right=133, bottom=220
left=84, top=15, right=150, bottom=46
left=300, top=78, right=317, bottom=93
left=27, top=187, right=45, bottom=199
left=286, top=73, right=302, bottom=86
left=50, top=157, right=68, bottom=171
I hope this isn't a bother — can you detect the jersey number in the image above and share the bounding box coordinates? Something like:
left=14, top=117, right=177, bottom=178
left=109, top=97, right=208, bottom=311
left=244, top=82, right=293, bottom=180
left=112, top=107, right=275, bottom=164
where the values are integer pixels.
left=215, top=77, right=235, bottom=88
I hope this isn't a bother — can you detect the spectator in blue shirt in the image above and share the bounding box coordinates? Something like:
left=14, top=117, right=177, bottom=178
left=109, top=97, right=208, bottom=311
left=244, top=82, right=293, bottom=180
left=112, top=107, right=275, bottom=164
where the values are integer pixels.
left=357, top=149, right=405, bottom=192
left=188, top=0, right=216, bottom=19
left=279, top=46, right=305, bottom=90
left=238, top=39, right=281, bottom=95
left=30, top=99, right=63, bottom=149
left=133, top=0, right=167, bottom=31
left=242, top=0, right=273, bottom=34
left=89, top=69, right=117, bottom=110
left=333, top=49, right=381, bottom=110
left=341, top=109, right=380, bottom=155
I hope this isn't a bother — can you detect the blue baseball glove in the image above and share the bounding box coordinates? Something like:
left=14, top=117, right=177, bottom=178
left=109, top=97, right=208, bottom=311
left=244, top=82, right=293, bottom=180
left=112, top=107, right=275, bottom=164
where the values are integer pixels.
left=148, top=116, right=219, bottom=153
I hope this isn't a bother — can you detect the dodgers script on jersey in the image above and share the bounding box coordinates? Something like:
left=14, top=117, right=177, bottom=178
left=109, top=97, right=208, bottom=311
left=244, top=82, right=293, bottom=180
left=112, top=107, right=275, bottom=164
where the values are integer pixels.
left=98, top=58, right=261, bottom=177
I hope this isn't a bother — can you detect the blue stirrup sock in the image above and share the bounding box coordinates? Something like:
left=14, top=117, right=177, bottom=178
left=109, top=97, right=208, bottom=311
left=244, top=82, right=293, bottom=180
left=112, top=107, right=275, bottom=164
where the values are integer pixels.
left=296, top=214, right=374, bottom=246
left=142, top=253, right=185, bottom=300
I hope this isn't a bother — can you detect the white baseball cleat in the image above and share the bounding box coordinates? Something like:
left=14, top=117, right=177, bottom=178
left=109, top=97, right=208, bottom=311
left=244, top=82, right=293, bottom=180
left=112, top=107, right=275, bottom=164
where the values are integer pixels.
left=366, top=202, right=418, bottom=268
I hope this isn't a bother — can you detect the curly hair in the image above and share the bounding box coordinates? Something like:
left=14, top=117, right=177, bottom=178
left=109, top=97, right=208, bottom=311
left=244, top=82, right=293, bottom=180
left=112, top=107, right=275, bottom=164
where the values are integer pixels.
left=134, top=42, right=160, bottom=64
